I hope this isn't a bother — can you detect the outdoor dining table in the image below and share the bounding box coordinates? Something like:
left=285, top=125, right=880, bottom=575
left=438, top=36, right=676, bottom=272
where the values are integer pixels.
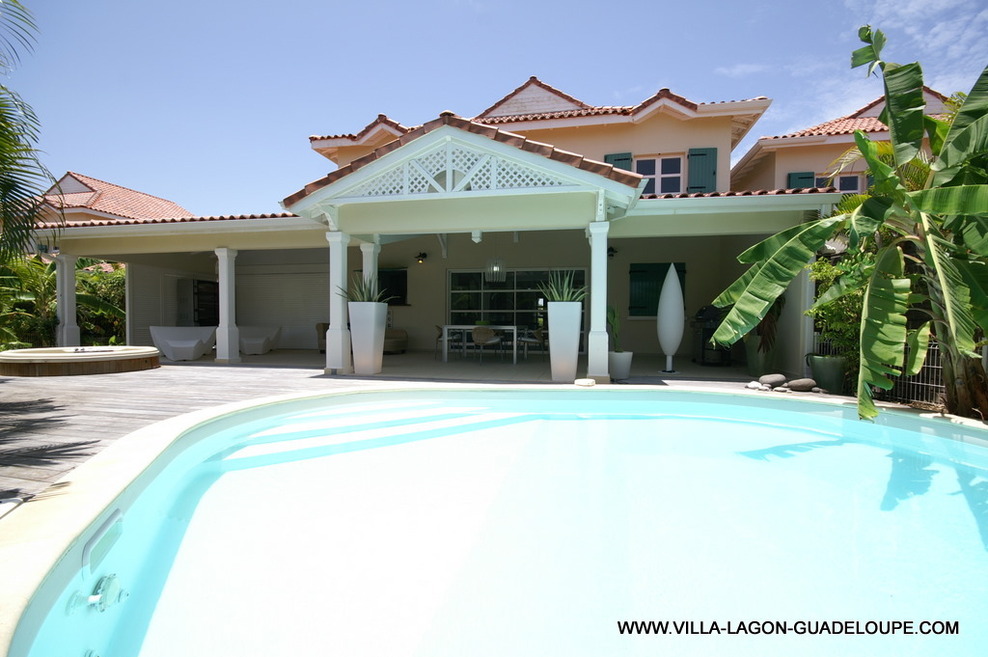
left=442, top=324, right=519, bottom=364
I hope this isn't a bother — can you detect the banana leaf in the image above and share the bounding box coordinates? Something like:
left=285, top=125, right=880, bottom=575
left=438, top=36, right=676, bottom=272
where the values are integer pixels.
left=712, top=217, right=842, bottom=346
left=856, top=247, right=911, bottom=419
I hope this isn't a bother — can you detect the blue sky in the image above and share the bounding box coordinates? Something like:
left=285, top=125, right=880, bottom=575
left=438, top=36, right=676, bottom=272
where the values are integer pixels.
left=10, top=0, right=987, bottom=216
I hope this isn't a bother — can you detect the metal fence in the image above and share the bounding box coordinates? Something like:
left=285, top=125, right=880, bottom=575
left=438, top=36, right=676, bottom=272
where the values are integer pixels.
left=812, top=335, right=949, bottom=407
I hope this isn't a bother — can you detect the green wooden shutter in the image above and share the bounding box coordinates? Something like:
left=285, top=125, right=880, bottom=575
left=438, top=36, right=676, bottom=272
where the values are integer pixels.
left=686, top=148, right=717, bottom=193
left=787, top=171, right=815, bottom=189
left=628, top=263, right=686, bottom=317
left=604, top=152, right=633, bottom=171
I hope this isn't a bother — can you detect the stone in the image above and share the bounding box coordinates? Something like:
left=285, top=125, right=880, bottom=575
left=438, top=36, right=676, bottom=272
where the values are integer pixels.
left=787, top=377, right=817, bottom=392
left=773, top=386, right=791, bottom=393
left=745, top=381, right=761, bottom=390
left=758, top=373, right=787, bottom=387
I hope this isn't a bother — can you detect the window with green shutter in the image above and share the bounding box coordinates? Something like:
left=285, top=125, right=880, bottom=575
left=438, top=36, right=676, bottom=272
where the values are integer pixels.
left=628, top=262, right=686, bottom=317
left=686, top=148, right=717, bottom=193
left=787, top=171, right=815, bottom=189
left=604, top=152, right=633, bottom=171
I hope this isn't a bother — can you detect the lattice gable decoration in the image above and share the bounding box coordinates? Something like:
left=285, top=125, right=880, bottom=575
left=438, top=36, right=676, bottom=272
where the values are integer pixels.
left=338, top=138, right=583, bottom=200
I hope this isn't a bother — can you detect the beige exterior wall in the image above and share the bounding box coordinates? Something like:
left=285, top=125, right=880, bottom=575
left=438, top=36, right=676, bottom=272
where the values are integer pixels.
left=517, top=114, right=733, bottom=185
left=771, top=142, right=867, bottom=188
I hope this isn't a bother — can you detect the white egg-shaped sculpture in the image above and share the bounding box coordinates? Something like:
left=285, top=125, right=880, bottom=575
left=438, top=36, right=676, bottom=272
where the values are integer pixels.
left=656, top=264, right=685, bottom=372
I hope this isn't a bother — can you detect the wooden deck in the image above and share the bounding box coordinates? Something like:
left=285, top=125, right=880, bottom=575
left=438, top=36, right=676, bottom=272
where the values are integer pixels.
left=0, top=350, right=750, bottom=501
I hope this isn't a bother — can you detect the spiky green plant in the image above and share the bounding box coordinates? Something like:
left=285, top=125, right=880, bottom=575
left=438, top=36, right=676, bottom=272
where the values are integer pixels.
left=538, top=270, right=587, bottom=303
left=336, top=275, right=395, bottom=303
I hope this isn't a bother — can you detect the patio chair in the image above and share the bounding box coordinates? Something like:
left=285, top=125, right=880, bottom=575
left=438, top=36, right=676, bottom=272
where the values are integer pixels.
left=517, top=327, right=547, bottom=360
left=471, top=326, right=501, bottom=363
left=434, top=325, right=465, bottom=359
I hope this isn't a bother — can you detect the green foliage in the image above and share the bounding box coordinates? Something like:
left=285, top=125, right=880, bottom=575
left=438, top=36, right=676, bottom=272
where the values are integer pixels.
left=713, top=25, right=988, bottom=419
left=806, top=256, right=864, bottom=379
left=0, top=256, right=125, bottom=347
left=538, top=270, right=588, bottom=303
left=0, top=1, right=55, bottom=265
left=606, top=305, right=623, bottom=352
left=337, top=275, right=395, bottom=303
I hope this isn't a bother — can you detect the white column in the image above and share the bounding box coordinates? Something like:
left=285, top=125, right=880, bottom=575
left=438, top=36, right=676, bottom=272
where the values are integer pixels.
left=214, top=247, right=240, bottom=363
left=55, top=253, right=80, bottom=346
left=587, top=221, right=610, bottom=381
left=326, top=231, right=353, bottom=374
left=360, top=240, right=381, bottom=286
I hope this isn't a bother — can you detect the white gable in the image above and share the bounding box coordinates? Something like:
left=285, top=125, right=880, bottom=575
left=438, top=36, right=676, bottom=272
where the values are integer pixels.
left=54, top=174, right=94, bottom=194
left=485, top=85, right=584, bottom=118
left=342, top=138, right=573, bottom=200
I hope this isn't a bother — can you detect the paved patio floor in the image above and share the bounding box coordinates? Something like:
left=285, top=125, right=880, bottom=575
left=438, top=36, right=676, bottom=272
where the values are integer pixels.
left=0, top=349, right=752, bottom=501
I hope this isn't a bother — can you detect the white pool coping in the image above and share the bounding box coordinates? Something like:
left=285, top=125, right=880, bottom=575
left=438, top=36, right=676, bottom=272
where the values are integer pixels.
left=0, top=381, right=985, bottom=656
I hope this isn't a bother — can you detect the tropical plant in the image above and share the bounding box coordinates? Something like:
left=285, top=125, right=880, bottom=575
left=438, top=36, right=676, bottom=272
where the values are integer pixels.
left=538, top=270, right=588, bottom=303
left=606, top=305, right=623, bottom=352
left=0, top=255, right=124, bottom=347
left=712, top=25, right=988, bottom=420
left=336, top=275, right=395, bottom=303
left=0, top=1, right=55, bottom=265
left=805, top=255, right=864, bottom=391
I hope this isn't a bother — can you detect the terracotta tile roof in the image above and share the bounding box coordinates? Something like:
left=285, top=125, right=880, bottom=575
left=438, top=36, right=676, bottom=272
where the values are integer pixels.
left=770, top=115, right=889, bottom=140
left=285, top=112, right=643, bottom=207
left=310, top=114, right=412, bottom=142
left=766, top=86, right=948, bottom=140
left=641, top=186, right=837, bottom=200
left=474, top=78, right=748, bottom=126
left=39, top=212, right=298, bottom=229
left=44, top=172, right=194, bottom=221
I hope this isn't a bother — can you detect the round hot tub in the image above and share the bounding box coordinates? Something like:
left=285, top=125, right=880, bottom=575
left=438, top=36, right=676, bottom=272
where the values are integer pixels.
left=0, top=346, right=160, bottom=376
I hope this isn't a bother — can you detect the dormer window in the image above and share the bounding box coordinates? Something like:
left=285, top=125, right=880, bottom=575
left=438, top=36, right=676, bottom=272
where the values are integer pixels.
left=635, top=156, right=683, bottom=195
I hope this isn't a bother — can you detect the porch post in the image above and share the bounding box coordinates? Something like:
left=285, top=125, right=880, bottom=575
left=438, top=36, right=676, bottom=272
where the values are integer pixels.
left=214, top=247, right=241, bottom=363
left=587, top=220, right=610, bottom=382
left=326, top=231, right=353, bottom=374
left=55, top=253, right=80, bottom=346
left=360, top=240, right=380, bottom=286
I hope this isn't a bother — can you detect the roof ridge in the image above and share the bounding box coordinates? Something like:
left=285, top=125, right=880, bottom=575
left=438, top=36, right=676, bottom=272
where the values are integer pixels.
left=475, top=76, right=592, bottom=119
left=64, top=171, right=191, bottom=210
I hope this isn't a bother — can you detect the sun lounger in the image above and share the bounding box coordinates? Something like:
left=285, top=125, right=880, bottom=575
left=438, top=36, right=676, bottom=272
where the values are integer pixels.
left=239, top=326, right=281, bottom=355
left=150, top=326, right=217, bottom=361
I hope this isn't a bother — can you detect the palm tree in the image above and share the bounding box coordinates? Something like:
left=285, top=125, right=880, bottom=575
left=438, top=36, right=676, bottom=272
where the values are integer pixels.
left=0, top=1, right=55, bottom=264
left=712, top=26, right=988, bottom=420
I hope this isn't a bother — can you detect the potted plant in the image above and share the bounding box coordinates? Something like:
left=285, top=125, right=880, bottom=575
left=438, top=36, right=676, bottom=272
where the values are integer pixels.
left=804, top=256, right=862, bottom=394
left=337, top=275, right=394, bottom=375
left=538, top=271, right=587, bottom=383
left=607, top=305, right=633, bottom=380
left=743, top=294, right=785, bottom=377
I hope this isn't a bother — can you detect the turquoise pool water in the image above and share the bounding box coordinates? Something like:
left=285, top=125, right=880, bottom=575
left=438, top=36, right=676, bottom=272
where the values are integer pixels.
left=11, top=389, right=988, bottom=656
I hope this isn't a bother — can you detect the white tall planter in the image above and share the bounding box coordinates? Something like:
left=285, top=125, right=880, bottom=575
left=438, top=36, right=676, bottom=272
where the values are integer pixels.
left=348, top=301, right=387, bottom=375
left=548, top=301, right=582, bottom=383
left=656, top=264, right=685, bottom=372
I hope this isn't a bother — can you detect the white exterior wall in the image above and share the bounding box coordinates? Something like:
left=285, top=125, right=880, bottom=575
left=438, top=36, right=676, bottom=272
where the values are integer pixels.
left=127, top=263, right=215, bottom=347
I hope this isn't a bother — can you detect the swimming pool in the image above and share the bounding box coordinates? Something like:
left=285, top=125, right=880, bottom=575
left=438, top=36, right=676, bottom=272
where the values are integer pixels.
left=2, top=387, right=987, bottom=656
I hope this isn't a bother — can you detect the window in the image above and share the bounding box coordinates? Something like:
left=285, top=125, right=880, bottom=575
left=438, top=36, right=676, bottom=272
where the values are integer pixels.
left=814, top=174, right=863, bottom=192
left=448, top=268, right=586, bottom=330
left=628, top=263, right=686, bottom=317
left=635, top=156, right=683, bottom=194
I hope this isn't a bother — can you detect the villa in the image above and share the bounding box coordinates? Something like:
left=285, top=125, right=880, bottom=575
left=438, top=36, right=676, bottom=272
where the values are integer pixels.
left=38, top=77, right=856, bottom=380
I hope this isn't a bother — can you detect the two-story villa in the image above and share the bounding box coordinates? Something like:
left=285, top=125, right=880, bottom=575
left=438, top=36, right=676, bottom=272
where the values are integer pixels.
left=39, top=77, right=842, bottom=380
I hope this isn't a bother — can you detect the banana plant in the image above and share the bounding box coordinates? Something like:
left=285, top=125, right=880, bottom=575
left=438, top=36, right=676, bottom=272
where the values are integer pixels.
left=712, top=25, right=988, bottom=420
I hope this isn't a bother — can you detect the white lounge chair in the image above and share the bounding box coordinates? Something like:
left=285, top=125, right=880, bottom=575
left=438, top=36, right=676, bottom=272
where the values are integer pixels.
left=239, top=326, right=281, bottom=355
left=150, top=326, right=217, bottom=361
